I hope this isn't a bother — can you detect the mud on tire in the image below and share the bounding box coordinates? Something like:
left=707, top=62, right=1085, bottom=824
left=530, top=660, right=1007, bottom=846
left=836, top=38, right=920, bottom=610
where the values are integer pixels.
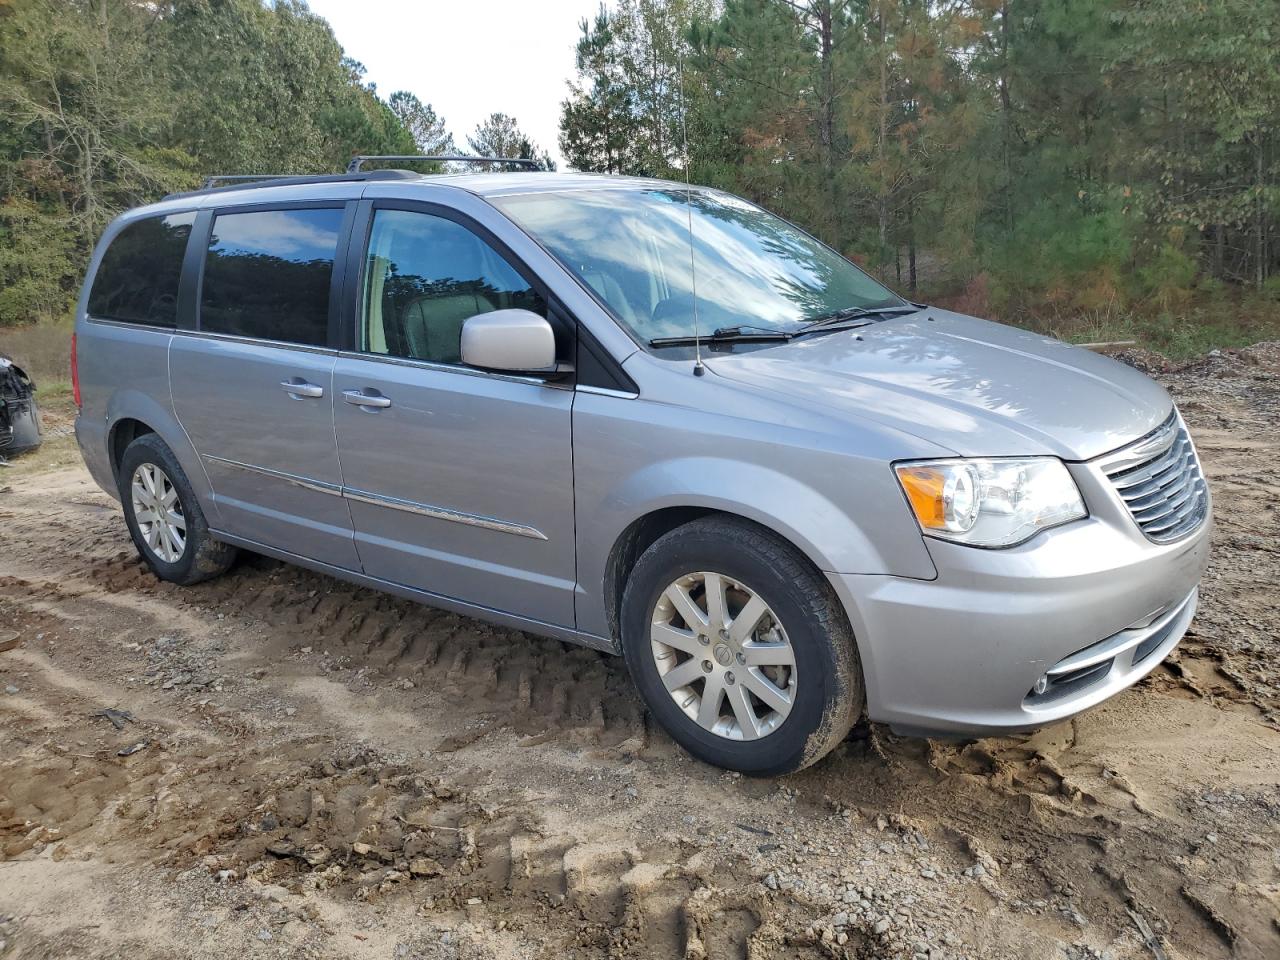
left=620, top=515, right=863, bottom=775
left=117, top=433, right=236, bottom=585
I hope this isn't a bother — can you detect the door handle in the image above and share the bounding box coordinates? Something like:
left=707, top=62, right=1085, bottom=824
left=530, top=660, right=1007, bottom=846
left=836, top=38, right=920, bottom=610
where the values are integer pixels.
left=281, top=379, right=324, bottom=399
left=343, top=389, right=392, bottom=409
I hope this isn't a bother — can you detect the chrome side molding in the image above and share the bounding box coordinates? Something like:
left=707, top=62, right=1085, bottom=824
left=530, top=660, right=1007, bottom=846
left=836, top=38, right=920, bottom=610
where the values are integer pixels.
left=203, top=455, right=547, bottom=541
left=342, top=486, right=548, bottom=540
left=204, top=455, right=343, bottom=497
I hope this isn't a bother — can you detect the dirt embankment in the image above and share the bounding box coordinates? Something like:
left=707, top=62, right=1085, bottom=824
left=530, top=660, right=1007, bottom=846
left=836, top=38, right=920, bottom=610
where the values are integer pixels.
left=1, top=345, right=1278, bottom=960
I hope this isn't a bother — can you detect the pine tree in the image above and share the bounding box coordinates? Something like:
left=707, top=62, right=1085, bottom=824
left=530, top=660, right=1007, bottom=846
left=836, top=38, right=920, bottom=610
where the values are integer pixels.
left=688, top=0, right=830, bottom=239
left=468, top=113, right=554, bottom=170
left=1113, top=0, right=1280, bottom=290
left=560, top=6, right=638, bottom=173
left=388, top=92, right=456, bottom=155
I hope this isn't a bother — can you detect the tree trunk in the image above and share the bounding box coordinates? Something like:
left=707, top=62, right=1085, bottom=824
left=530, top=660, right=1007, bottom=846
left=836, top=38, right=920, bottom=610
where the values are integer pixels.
left=877, top=5, right=889, bottom=271
left=908, top=205, right=918, bottom=293
left=817, top=1, right=837, bottom=242
left=1257, top=135, right=1266, bottom=290
left=605, top=110, right=614, bottom=174
left=652, top=41, right=662, bottom=166
left=819, top=1, right=834, bottom=170
left=999, top=0, right=1013, bottom=234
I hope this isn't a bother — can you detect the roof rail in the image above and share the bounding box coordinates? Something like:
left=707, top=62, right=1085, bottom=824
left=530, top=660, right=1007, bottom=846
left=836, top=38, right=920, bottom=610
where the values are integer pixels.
left=347, top=154, right=541, bottom=173
left=201, top=174, right=293, bottom=189
left=164, top=169, right=421, bottom=202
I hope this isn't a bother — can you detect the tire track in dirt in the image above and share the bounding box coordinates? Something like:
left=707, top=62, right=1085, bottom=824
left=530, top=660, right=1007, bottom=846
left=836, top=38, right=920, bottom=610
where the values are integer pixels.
left=5, top=347, right=1280, bottom=958
left=0, top=494, right=651, bottom=752
left=0, top=653, right=802, bottom=960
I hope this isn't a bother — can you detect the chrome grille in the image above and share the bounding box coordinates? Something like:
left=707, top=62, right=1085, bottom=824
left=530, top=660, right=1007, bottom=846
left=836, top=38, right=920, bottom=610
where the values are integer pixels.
left=1103, top=413, right=1208, bottom=543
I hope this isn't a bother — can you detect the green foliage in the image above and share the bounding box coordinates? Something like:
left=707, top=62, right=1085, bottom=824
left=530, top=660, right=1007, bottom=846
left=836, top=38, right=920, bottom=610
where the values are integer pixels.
left=0, top=0, right=428, bottom=326
left=1063, top=304, right=1280, bottom=360
left=388, top=91, right=455, bottom=155
left=467, top=113, right=555, bottom=170
left=982, top=191, right=1132, bottom=314
left=689, top=0, right=828, bottom=236
left=1258, top=275, right=1280, bottom=303
left=560, top=6, right=638, bottom=174
left=560, top=0, right=1280, bottom=319
left=561, top=0, right=714, bottom=176
left=4, top=0, right=1279, bottom=344
left=0, top=0, right=186, bottom=241
left=1113, top=0, right=1280, bottom=289
left=1136, top=239, right=1198, bottom=311
left=0, top=196, right=79, bottom=326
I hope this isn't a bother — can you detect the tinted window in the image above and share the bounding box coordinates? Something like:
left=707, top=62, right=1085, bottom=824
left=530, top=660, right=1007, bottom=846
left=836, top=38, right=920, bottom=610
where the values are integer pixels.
left=493, top=189, right=899, bottom=344
left=200, top=207, right=344, bottom=345
left=87, top=212, right=194, bottom=327
left=361, top=209, right=545, bottom=364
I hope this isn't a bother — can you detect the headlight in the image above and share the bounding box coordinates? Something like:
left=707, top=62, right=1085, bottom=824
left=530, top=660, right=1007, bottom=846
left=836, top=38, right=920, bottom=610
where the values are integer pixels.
left=894, top=457, right=1086, bottom=547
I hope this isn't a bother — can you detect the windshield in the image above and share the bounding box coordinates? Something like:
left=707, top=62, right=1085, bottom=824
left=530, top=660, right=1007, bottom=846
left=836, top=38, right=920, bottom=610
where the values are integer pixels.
left=491, top=187, right=901, bottom=344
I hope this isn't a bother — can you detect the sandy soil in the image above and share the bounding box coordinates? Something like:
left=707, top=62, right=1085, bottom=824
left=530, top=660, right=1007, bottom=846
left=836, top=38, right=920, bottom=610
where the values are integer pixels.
left=1, top=346, right=1278, bottom=960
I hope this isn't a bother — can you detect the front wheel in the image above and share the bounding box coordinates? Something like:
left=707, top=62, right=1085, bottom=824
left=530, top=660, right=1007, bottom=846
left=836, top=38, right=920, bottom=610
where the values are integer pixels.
left=620, top=517, right=863, bottom=775
left=118, top=433, right=237, bottom=585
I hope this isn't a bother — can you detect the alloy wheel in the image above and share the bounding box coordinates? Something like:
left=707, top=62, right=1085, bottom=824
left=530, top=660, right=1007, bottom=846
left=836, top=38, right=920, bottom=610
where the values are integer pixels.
left=130, top=462, right=187, bottom=563
left=649, top=571, right=797, bottom=740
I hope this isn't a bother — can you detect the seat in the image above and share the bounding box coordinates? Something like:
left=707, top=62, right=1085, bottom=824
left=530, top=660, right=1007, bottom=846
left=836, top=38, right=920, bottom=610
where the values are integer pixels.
left=400, top=291, right=496, bottom=364
left=580, top=266, right=638, bottom=327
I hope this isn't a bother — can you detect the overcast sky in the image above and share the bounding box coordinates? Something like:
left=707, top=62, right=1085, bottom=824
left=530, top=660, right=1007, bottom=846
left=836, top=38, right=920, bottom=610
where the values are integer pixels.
left=307, top=0, right=601, bottom=169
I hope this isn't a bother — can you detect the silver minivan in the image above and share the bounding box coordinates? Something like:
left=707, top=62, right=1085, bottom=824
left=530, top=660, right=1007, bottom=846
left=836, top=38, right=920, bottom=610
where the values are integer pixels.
left=73, top=164, right=1212, bottom=774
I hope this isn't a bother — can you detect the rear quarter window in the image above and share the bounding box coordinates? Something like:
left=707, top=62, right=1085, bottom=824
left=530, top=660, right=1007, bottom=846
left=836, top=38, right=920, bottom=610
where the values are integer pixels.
left=199, top=207, right=344, bottom=346
left=87, top=212, right=195, bottom=327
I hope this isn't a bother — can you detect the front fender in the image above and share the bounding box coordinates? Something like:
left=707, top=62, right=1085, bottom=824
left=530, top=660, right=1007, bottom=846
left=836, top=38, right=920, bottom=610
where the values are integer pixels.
left=605, top=455, right=889, bottom=577
left=572, top=390, right=938, bottom=640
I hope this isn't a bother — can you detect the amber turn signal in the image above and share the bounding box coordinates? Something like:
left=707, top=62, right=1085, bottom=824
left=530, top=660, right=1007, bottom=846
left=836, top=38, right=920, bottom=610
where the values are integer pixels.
left=895, top=465, right=949, bottom=529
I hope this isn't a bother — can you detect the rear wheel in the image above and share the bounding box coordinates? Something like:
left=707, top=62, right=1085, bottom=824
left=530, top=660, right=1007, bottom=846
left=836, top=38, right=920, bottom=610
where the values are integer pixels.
left=118, top=434, right=236, bottom=585
left=620, top=516, right=863, bottom=775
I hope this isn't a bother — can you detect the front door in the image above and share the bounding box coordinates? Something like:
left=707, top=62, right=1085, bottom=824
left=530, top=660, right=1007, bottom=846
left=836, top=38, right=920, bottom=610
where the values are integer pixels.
left=170, top=204, right=359, bottom=569
left=332, top=205, right=576, bottom=626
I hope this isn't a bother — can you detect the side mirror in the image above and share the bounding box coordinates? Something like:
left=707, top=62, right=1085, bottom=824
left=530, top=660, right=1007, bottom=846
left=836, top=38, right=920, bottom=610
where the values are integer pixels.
left=460, top=309, right=559, bottom=375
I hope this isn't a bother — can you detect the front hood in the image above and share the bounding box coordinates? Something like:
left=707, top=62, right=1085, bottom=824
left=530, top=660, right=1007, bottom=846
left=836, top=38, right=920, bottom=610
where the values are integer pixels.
left=706, top=309, right=1172, bottom=460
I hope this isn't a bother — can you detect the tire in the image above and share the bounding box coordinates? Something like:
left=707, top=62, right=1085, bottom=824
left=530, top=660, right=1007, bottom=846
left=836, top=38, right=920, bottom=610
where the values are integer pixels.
left=620, top=516, right=863, bottom=775
left=117, top=433, right=236, bottom=585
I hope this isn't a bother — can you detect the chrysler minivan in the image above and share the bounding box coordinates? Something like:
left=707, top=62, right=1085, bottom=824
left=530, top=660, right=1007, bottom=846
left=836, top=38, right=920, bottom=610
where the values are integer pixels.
left=73, top=164, right=1211, bottom=774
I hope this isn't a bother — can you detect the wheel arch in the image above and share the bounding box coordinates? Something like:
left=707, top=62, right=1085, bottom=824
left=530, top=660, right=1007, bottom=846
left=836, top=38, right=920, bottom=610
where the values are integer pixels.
left=600, top=502, right=853, bottom=651
left=579, top=453, right=903, bottom=644
left=108, top=417, right=155, bottom=479
left=102, top=390, right=218, bottom=520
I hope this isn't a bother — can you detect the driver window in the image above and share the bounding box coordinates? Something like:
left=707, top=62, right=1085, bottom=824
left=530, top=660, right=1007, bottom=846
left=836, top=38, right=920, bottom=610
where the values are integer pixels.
left=361, top=209, right=546, bottom=364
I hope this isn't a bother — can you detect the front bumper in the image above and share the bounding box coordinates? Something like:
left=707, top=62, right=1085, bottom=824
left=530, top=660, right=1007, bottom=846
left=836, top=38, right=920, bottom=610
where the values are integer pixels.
left=829, top=457, right=1212, bottom=737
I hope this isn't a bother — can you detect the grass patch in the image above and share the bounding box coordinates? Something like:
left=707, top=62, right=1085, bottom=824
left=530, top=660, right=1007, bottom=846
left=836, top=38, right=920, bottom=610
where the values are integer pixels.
left=1053, top=310, right=1280, bottom=360
left=0, top=317, right=73, bottom=384
left=0, top=430, right=82, bottom=480
left=1041, top=287, right=1280, bottom=359
left=927, top=281, right=1280, bottom=361
left=35, top=378, right=73, bottom=401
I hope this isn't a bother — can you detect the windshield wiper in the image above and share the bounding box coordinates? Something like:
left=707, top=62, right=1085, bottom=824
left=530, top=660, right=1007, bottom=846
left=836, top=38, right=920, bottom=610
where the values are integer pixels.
left=647, top=306, right=918, bottom=347
left=793, top=303, right=918, bottom=336
left=649, top=324, right=794, bottom=347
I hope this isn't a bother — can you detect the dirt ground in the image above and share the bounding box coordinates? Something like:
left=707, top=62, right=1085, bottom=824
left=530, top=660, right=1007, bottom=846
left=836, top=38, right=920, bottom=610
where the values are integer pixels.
left=1, top=346, right=1278, bottom=960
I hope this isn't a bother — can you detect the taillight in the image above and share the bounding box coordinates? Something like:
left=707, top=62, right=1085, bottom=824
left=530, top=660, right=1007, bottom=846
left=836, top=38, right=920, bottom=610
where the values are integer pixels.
left=71, top=331, right=81, bottom=409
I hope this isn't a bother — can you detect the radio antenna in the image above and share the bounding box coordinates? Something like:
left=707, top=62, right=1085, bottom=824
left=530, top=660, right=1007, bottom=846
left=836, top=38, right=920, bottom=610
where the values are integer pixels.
left=677, top=54, right=705, bottom=376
